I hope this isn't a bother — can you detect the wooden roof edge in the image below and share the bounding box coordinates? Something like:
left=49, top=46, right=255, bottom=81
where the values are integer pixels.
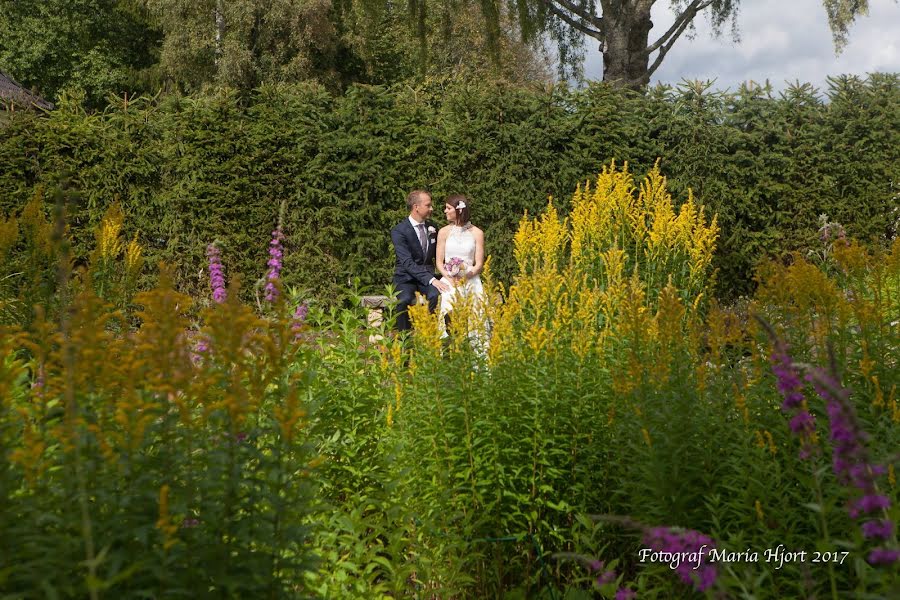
left=0, top=70, right=55, bottom=111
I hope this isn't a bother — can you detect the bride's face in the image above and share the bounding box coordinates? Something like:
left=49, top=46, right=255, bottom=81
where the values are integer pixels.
left=443, top=203, right=457, bottom=223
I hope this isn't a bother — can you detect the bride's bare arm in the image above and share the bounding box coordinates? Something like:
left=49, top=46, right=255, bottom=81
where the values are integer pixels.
left=436, top=227, right=449, bottom=279
left=467, top=227, right=485, bottom=278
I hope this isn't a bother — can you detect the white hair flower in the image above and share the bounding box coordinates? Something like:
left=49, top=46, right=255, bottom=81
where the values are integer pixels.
left=457, top=201, right=467, bottom=209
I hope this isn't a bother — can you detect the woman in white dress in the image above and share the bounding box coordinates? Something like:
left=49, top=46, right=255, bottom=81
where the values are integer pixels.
left=435, top=194, right=488, bottom=353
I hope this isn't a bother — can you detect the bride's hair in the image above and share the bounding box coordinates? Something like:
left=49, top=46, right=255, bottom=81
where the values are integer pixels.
left=446, top=194, right=470, bottom=225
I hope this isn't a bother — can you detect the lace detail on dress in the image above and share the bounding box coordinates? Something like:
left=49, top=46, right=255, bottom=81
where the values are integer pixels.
left=444, top=223, right=477, bottom=268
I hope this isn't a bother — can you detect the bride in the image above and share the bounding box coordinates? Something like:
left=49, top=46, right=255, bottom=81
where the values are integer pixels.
left=435, top=194, right=488, bottom=353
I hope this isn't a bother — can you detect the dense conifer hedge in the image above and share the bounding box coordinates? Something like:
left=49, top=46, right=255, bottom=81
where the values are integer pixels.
left=1, top=75, right=897, bottom=303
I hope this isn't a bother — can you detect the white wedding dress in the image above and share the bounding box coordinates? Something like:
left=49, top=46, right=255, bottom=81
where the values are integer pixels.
left=439, top=224, right=489, bottom=355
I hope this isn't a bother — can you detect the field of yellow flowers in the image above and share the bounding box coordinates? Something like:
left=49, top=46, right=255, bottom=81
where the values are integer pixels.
left=1, top=163, right=897, bottom=598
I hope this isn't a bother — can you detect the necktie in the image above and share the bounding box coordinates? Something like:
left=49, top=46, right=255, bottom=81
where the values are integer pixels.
left=417, top=223, right=427, bottom=254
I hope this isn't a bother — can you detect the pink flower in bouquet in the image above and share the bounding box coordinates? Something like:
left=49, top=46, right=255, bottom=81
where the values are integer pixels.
left=445, top=256, right=465, bottom=278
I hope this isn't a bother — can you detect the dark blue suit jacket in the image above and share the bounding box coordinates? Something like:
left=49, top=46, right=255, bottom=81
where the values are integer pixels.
left=391, top=219, right=438, bottom=287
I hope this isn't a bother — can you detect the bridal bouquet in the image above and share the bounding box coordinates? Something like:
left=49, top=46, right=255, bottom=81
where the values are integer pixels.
left=444, top=257, right=466, bottom=283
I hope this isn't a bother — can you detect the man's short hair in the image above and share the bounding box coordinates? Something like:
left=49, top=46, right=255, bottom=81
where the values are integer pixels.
left=406, top=189, right=431, bottom=211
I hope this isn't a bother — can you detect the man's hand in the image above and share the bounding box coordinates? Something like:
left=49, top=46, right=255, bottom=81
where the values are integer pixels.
left=433, top=279, right=450, bottom=293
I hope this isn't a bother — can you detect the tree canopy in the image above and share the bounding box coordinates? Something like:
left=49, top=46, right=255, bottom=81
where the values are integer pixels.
left=0, top=0, right=161, bottom=102
left=0, top=0, right=891, bottom=103
left=525, top=0, right=881, bottom=88
left=0, top=0, right=550, bottom=104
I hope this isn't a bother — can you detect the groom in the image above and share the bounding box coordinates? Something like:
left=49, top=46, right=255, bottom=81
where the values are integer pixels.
left=391, top=190, right=450, bottom=331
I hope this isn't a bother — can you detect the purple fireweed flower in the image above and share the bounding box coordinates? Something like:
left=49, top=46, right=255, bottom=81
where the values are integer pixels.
left=769, top=343, right=817, bottom=459
left=596, top=570, right=616, bottom=585
left=771, top=350, right=806, bottom=410
left=615, top=589, right=636, bottom=600
left=849, top=494, right=891, bottom=518
left=761, top=322, right=897, bottom=568
left=861, top=519, right=895, bottom=540
left=190, top=337, right=209, bottom=366
left=804, top=365, right=897, bottom=563
left=207, top=243, right=227, bottom=303
left=820, top=223, right=846, bottom=243
left=867, top=548, right=900, bottom=565
left=264, top=228, right=284, bottom=302
left=292, top=302, right=309, bottom=340
left=812, top=370, right=871, bottom=490
left=807, top=368, right=893, bottom=513
left=642, top=527, right=717, bottom=592
left=586, top=559, right=616, bottom=587
left=789, top=411, right=815, bottom=434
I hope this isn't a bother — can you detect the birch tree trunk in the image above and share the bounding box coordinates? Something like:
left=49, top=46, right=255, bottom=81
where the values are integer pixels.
left=601, top=2, right=654, bottom=89
left=215, top=0, right=225, bottom=68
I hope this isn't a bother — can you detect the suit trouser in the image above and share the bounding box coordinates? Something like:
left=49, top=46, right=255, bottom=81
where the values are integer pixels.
left=394, top=281, right=440, bottom=331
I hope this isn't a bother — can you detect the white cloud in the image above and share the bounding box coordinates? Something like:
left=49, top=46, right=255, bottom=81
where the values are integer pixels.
left=580, top=0, right=900, bottom=92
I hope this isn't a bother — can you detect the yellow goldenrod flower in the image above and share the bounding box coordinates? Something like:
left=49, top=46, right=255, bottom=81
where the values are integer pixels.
left=394, top=381, right=403, bottom=415
left=9, top=423, right=45, bottom=485
left=601, top=247, right=626, bottom=286
left=19, top=192, right=53, bottom=257
left=156, top=484, right=178, bottom=551
left=274, top=386, right=307, bottom=443
left=888, top=384, right=897, bottom=423
left=125, top=234, right=144, bottom=279
left=871, top=375, right=884, bottom=408
left=832, top=238, right=868, bottom=277
left=525, top=324, right=551, bottom=355
left=754, top=430, right=766, bottom=450
left=0, top=214, right=18, bottom=262
left=408, top=299, right=441, bottom=356
left=96, top=202, right=125, bottom=261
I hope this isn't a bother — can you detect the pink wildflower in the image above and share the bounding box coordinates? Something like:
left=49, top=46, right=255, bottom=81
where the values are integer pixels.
left=264, top=228, right=284, bottom=302
left=207, top=244, right=226, bottom=303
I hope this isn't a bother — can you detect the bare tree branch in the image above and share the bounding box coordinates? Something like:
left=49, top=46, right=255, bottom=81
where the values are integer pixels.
left=644, top=0, right=713, bottom=57
left=646, top=1, right=704, bottom=76
left=544, top=0, right=605, bottom=31
left=545, top=2, right=603, bottom=39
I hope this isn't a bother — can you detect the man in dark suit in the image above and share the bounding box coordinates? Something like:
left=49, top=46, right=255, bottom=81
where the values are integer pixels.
left=391, top=190, right=450, bottom=331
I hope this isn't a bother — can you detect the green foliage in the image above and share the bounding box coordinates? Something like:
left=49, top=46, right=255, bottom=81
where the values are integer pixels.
left=378, top=208, right=900, bottom=597
left=1, top=175, right=899, bottom=597
left=0, top=0, right=161, bottom=106
left=145, top=0, right=349, bottom=92
left=1, top=77, right=897, bottom=305
left=0, top=289, right=320, bottom=596
left=0, top=0, right=549, bottom=105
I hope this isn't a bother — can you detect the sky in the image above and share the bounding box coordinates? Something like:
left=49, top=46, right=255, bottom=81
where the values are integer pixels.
left=580, top=0, right=900, bottom=93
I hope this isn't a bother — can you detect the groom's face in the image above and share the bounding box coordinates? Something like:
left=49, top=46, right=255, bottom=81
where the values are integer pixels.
left=412, top=194, right=433, bottom=221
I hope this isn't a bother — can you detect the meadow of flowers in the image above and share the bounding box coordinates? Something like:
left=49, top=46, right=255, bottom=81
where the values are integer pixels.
left=1, top=163, right=898, bottom=598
